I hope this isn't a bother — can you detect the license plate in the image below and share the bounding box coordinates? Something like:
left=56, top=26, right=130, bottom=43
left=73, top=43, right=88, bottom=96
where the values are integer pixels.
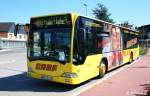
left=42, top=75, right=52, bottom=81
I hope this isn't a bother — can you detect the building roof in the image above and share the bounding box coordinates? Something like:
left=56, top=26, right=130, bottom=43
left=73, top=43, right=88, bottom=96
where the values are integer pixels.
left=138, top=24, right=150, bottom=31
left=0, top=22, right=15, bottom=32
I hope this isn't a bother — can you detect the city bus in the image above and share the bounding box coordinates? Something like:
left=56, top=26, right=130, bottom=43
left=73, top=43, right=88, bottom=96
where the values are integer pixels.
left=27, top=13, right=139, bottom=85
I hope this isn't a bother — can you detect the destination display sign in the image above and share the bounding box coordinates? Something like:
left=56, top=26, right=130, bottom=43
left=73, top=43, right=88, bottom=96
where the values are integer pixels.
left=31, top=14, right=72, bottom=29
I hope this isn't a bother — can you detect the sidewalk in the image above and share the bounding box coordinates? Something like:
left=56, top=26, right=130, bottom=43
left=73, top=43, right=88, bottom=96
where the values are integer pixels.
left=79, top=49, right=150, bottom=96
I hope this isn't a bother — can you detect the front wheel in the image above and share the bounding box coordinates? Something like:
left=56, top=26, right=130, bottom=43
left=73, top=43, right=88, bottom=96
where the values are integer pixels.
left=99, top=61, right=107, bottom=78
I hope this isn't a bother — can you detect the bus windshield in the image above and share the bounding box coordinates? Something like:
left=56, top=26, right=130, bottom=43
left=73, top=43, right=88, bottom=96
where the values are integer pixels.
left=28, top=14, right=72, bottom=62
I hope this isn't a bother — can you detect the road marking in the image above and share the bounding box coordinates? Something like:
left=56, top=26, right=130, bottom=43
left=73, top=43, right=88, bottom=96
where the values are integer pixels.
left=72, top=58, right=141, bottom=96
left=126, top=90, right=147, bottom=96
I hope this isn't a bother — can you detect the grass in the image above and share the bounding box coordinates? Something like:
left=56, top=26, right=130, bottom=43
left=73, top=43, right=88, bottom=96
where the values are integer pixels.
left=140, top=47, right=148, bottom=55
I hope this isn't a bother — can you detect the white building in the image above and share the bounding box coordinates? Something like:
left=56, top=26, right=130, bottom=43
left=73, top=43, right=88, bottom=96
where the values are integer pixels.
left=0, top=22, right=27, bottom=49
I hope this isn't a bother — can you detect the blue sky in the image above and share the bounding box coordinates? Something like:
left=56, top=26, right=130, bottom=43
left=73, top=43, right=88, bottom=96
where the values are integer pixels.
left=0, top=0, right=149, bottom=26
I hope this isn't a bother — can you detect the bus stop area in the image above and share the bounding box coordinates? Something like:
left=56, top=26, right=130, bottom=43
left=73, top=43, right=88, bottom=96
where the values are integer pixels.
left=79, top=49, right=150, bottom=96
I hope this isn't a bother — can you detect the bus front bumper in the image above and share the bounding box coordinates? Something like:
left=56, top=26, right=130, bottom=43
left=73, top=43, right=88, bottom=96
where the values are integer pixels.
left=27, top=72, right=81, bottom=85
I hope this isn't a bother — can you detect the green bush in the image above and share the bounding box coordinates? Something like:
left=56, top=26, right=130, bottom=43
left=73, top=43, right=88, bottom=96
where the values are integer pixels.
left=140, top=47, right=148, bottom=55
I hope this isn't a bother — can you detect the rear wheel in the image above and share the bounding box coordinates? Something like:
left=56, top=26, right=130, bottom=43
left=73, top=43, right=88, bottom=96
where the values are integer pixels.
left=99, top=60, right=107, bottom=78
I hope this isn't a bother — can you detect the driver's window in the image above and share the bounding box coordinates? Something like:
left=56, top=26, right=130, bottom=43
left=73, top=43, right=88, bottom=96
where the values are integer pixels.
left=44, top=32, right=52, bottom=55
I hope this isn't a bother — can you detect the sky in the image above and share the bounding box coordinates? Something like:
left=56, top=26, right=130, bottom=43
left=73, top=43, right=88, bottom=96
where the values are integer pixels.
left=0, top=0, right=150, bottom=27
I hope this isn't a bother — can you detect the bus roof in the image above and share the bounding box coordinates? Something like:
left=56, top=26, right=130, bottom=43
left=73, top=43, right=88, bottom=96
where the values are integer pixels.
left=31, top=12, right=139, bottom=33
left=79, top=14, right=139, bottom=33
left=31, top=13, right=72, bottom=19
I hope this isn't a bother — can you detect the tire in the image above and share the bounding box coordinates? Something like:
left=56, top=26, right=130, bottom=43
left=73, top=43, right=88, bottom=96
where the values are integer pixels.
left=98, top=60, right=107, bottom=78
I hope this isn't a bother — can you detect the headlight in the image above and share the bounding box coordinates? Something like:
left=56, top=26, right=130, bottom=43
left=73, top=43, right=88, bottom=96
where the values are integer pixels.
left=62, top=72, right=78, bottom=78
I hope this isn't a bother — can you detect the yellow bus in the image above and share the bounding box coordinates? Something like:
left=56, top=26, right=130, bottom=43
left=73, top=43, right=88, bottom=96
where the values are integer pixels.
left=27, top=13, right=139, bottom=85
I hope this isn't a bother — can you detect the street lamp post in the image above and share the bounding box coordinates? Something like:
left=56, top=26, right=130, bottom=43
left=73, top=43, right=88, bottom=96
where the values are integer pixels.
left=84, top=4, right=87, bottom=16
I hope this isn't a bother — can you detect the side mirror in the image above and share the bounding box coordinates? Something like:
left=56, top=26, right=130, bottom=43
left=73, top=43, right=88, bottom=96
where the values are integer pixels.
left=14, top=24, right=19, bottom=36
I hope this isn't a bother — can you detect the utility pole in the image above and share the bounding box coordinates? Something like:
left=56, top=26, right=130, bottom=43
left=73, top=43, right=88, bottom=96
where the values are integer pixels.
left=83, top=3, right=87, bottom=16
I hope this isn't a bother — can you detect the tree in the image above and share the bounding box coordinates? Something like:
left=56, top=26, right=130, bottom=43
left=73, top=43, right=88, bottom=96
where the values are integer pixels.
left=119, top=21, right=139, bottom=31
left=119, top=21, right=133, bottom=28
left=92, top=3, right=114, bottom=23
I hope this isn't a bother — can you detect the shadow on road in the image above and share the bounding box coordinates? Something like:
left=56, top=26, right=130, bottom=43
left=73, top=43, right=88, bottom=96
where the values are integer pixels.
left=0, top=72, right=81, bottom=92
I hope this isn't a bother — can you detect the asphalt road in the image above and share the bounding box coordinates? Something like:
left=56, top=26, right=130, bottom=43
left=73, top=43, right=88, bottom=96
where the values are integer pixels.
left=0, top=49, right=149, bottom=96
left=0, top=49, right=92, bottom=96
left=0, top=49, right=75, bottom=96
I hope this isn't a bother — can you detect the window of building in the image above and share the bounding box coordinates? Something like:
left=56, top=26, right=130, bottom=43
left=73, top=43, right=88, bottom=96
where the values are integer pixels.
left=19, top=35, right=22, bottom=39
left=9, top=34, right=13, bottom=39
